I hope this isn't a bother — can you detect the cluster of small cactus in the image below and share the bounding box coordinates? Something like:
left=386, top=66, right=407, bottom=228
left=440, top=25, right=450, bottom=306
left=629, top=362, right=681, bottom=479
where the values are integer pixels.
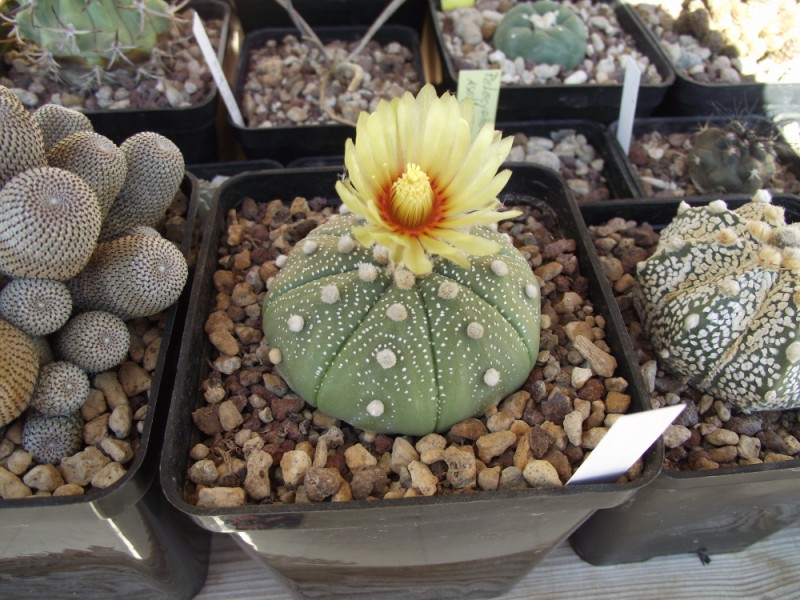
left=634, top=191, right=800, bottom=412
left=493, top=1, right=588, bottom=70
left=262, top=215, right=541, bottom=436
left=5, top=0, right=187, bottom=88
left=0, top=84, right=188, bottom=466
left=688, top=121, right=778, bottom=194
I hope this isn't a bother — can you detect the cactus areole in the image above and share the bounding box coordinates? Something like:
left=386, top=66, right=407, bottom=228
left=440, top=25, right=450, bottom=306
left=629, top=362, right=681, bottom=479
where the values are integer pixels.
left=634, top=191, right=800, bottom=412
left=262, top=86, right=541, bottom=435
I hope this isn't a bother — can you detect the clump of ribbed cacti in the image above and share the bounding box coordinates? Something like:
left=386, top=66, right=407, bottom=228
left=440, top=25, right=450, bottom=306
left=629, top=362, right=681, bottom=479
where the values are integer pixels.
left=493, top=1, right=588, bottom=70
left=688, top=121, right=778, bottom=194
left=5, top=0, right=187, bottom=89
left=634, top=191, right=800, bottom=412
left=0, top=84, right=189, bottom=466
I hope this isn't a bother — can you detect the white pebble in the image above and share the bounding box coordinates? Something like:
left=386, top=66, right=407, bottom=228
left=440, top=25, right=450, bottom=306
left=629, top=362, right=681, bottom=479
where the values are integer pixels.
left=564, top=70, right=588, bottom=85
left=268, top=348, right=282, bottom=364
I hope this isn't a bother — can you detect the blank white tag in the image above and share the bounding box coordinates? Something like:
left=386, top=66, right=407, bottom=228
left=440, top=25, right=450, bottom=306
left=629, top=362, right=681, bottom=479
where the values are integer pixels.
left=192, top=12, right=244, bottom=127
left=566, top=404, right=685, bottom=485
left=615, top=56, right=641, bottom=155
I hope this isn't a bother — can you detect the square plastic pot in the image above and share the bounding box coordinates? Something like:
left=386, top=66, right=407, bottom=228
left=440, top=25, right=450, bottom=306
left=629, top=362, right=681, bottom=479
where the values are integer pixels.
left=230, top=25, right=425, bottom=162
left=160, top=164, right=662, bottom=600
left=0, top=175, right=209, bottom=598
left=428, top=0, right=675, bottom=122
left=78, top=0, right=231, bottom=164
left=570, top=196, right=800, bottom=565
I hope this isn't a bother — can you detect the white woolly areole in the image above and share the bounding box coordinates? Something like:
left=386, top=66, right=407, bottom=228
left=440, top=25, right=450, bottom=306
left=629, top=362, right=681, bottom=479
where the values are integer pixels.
left=276, top=254, right=288, bottom=268
left=659, top=348, right=670, bottom=359
left=438, top=280, right=459, bottom=299
left=358, top=263, right=378, bottom=282
left=491, top=259, right=509, bottom=276
left=787, top=341, right=800, bottom=364
left=268, top=348, right=282, bottom=364
left=386, top=303, right=408, bottom=322
left=303, top=240, right=318, bottom=254
left=376, top=348, right=397, bottom=369
left=525, top=283, right=539, bottom=299
left=765, top=390, right=777, bottom=402
left=759, top=246, right=783, bottom=268
left=467, top=322, right=484, bottom=339
left=321, top=284, right=340, bottom=304
left=373, top=245, right=390, bottom=265
left=287, top=315, right=304, bottom=332
left=764, top=204, right=786, bottom=226
left=501, top=233, right=513, bottom=244
left=339, top=204, right=351, bottom=214
left=337, top=235, right=356, bottom=253
left=395, top=269, right=415, bottom=290
left=366, top=399, right=385, bottom=417
left=749, top=221, right=772, bottom=241
left=684, top=313, right=700, bottom=330
left=709, top=200, right=728, bottom=213
left=753, top=189, right=773, bottom=204
left=716, top=228, right=738, bottom=245
left=665, top=236, right=686, bottom=252
left=483, top=368, right=500, bottom=387
left=677, top=201, right=691, bottom=214
left=717, top=279, right=741, bottom=297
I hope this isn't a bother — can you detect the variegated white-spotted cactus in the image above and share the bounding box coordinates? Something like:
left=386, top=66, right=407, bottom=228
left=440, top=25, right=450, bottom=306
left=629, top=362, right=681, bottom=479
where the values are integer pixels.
left=634, top=190, right=800, bottom=412
left=262, top=213, right=541, bottom=435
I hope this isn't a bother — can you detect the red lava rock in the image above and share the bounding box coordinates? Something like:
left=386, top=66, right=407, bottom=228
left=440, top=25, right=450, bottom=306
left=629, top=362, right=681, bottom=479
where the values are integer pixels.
left=528, top=424, right=555, bottom=459
left=192, top=406, right=222, bottom=435
left=270, top=395, right=306, bottom=421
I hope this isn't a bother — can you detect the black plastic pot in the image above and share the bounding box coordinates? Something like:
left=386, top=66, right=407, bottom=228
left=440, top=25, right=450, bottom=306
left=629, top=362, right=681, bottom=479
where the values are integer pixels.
left=81, top=0, right=231, bottom=164
left=231, top=0, right=429, bottom=34
left=627, top=4, right=800, bottom=118
left=571, top=195, right=800, bottom=564
left=429, top=0, right=675, bottom=122
left=231, top=25, right=424, bottom=162
left=612, top=115, right=800, bottom=198
left=0, top=175, right=209, bottom=598
left=160, top=164, right=661, bottom=600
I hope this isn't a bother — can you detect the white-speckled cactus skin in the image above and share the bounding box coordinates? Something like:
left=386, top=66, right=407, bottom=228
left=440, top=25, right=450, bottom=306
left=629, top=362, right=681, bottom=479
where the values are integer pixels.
left=634, top=196, right=800, bottom=412
left=263, top=214, right=541, bottom=435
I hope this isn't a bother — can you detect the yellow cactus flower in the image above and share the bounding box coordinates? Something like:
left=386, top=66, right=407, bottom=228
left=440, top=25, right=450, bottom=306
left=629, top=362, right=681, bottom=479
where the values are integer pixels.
left=335, top=84, right=519, bottom=275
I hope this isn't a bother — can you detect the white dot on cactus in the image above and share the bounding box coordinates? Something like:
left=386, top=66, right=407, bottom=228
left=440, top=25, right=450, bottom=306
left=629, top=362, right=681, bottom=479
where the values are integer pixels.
left=373, top=245, right=390, bottom=264
left=483, top=368, right=500, bottom=387
left=438, top=280, right=459, bottom=299
left=677, top=201, right=690, bottom=214
left=709, top=200, right=727, bottom=213
left=764, top=204, right=785, bottom=226
left=395, top=269, right=415, bottom=290
left=338, top=235, right=356, bottom=253
left=320, top=284, right=340, bottom=304
left=386, top=303, right=408, bottom=322
left=684, top=313, right=700, bottom=330
left=366, top=399, right=385, bottom=417
left=787, top=342, right=800, bottom=364
left=716, top=228, right=738, bottom=245
left=287, top=315, right=304, bottom=332
left=491, top=259, right=509, bottom=276
left=268, top=348, right=282, bottom=364
left=524, top=283, right=539, bottom=299
left=466, top=322, right=484, bottom=339
left=717, top=279, right=741, bottom=297
left=303, top=240, right=318, bottom=254
left=276, top=254, right=288, bottom=268
left=376, top=348, right=397, bottom=369
left=753, top=189, right=773, bottom=204
left=358, top=263, right=378, bottom=282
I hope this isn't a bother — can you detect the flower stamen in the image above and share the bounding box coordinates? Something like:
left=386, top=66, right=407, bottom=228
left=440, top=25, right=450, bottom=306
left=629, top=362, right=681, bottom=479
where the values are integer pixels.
left=389, top=163, right=434, bottom=231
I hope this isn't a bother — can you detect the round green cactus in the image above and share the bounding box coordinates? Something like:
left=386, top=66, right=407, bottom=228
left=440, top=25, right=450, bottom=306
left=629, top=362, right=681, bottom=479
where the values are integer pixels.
left=492, top=1, right=588, bottom=70
left=634, top=191, right=800, bottom=412
left=262, top=214, right=541, bottom=436
left=10, top=0, right=181, bottom=68
left=688, top=122, right=778, bottom=194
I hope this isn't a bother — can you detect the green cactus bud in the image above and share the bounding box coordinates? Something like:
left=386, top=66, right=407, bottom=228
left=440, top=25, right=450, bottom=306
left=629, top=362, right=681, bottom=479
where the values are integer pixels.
left=11, top=0, right=180, bottom=68
left=263, top=214, right=540, bottom=435
left=493, top=1, right=588, bottom=70
left=634, top=191, right=800, bottom=412
left=687, top=122, right=778, bottom=194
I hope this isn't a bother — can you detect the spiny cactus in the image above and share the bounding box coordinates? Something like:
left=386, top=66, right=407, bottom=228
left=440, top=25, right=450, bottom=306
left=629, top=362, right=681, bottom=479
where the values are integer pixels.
left=8, top=0, right=187, bottom=87
left=688, top=122, right=778, bottom=194
left=493, top=1, right=588, bottom=70
left=55, top=311, right=131, bottom=373
left=0, top=166, right=102, bottom=280
left=634, top=191, right=800, bottom=412
left=0, top=319, right=40, bottom=427
left=32, top=103, right=94, bottom=152
left=0, top=86, right=46, bottom=187
left=29, top=361, right=90, bottom=416
left=263, top=217, right=540, bottom=435
left=0, top=277, right=73, bottom=336
left=22, top=413, right=83, bottom=464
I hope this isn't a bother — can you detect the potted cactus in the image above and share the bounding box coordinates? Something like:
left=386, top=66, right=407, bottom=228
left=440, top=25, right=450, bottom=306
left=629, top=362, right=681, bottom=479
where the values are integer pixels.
left=0, top=85, right=206, bottom=598
left=0, top=0, right=231, bottom=163
left=571, top=192, right=800, bottom=564
left=160, top=84, right=660, bottom=599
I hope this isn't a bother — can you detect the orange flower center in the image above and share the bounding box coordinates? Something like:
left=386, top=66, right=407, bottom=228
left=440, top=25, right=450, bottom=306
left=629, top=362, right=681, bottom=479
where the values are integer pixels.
left=389, top=163, right=435, bottom=231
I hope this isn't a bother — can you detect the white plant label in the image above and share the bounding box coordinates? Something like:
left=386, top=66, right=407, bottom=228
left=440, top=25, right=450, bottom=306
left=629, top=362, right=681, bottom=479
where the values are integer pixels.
left=192, top=13, right=244, bottom=127
left=615, top=56, right=641, bottom=154
left=567, top=404, right=686, bottom=485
